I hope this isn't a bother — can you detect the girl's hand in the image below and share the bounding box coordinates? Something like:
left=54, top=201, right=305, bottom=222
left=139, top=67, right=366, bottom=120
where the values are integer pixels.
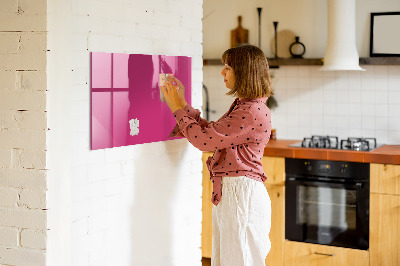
left=161, top=78, right=184, bottom=113
left=170, top=77, right=187, bottom=108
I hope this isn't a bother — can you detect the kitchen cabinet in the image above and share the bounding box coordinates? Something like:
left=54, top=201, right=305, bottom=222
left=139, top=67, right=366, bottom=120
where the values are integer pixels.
left=261, top=156, right=285, bottom=266
left=370, top=163, right=400, bottom=195
left=370, top=163, right=400, bottom=266
left=284, top=241, right=369, bottom=266
left=201, top=154, right=286, bottom=266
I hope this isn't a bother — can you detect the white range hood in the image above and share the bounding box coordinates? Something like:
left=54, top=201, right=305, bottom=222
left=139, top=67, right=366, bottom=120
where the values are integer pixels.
left=320, top=0, right=365, bottom=71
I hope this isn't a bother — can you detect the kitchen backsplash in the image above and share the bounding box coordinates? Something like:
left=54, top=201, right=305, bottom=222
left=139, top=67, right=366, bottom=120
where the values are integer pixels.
left=203, top=65, right=400, bottom=144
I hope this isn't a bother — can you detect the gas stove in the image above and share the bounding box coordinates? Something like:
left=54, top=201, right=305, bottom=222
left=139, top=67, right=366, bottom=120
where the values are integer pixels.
left=289, top=135, right=381, bottom=151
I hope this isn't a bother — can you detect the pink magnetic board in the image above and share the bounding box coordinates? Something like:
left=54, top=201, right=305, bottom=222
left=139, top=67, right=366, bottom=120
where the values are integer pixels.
left=91, top=52, right=192, bottom=150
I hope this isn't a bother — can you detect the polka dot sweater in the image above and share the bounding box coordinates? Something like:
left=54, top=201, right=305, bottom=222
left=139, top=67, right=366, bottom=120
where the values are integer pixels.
left=169, top=97, right=272, bottom=206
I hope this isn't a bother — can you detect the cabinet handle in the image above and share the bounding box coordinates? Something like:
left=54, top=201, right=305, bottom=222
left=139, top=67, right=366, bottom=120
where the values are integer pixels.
left=314, top=252, right=335, bottom=257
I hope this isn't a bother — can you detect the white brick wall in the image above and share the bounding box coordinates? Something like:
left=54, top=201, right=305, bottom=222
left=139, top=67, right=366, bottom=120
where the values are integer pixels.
left=0, top=0, right=48, bottom=265
left=47, top=1, right=203, bottom=266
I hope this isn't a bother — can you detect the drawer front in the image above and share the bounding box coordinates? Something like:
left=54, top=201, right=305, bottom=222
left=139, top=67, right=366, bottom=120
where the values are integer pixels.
left=284, top=241, right=369, bottom=266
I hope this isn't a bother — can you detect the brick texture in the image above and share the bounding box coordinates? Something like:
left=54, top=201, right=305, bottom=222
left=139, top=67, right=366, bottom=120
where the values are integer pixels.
left=0, top=0, right=47, bottom=264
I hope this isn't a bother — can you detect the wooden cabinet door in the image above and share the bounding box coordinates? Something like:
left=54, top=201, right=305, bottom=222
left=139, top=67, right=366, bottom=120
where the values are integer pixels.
left=201, top=152, right=213, bottom=258
left=370, top=193, right=400, bottom=266
left=284, top=241, right=369, bottom=266
left=262, top=156, right=285, bottom=186
left=264, top=184, right=284, bottom=266
left=370, top=163, right=400, bottom=195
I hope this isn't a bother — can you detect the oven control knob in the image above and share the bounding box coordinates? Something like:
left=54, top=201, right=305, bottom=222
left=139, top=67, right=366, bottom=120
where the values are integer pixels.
left=340, top=164, right=347, bottom=174
left=304, top=162, right=312, bottom=171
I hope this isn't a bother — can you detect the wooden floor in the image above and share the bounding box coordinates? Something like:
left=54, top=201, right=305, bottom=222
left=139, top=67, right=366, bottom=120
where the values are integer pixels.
left=202, top=257, right=211, bottom=266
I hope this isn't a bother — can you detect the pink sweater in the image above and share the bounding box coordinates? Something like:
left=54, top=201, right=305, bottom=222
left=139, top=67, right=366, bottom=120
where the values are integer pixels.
left=170, top=97, right=271, bottom=205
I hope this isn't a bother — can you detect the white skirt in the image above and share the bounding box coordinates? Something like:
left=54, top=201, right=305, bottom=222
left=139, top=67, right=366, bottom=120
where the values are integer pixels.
left=212, top=176, right=271, bottom=266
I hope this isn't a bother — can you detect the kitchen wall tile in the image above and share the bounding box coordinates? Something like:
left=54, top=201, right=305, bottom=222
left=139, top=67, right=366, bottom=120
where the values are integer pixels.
left=348, top=71, right=362, bottom=90
left=375, top=117, right=389, bottom=129
left=272, top=67, right=286, bottom=78
left=298, top=89, right=313, bottom=103
left=362, top=128, right=375, bottom=138
left=336, top=128, right=349, bottom=139
left=322, top=70, right=335, bottom=78
left=362, top=65, right=375, bottom=74
left=374, top=90, right=388, bottom=104
left=374, top=65, right=388, bottom=77
left=349, top=116, right=362, bottom=129
left=311, top=114, right=324, bottom=128
left=203, top=65, right=399, bottom=144
left=374, top=130, right=389, bottom=144
left=374, top=77, right=388, bottom=91
left=335, top=72, right=349, bottom=90
left=362, top=116, right=375, bottom=130
left=388, top=76, right=400, bottom=91
left=298, top=102, right=312, bottom=115
left=388, top=117, right=400, bottom=131
left=323, top=86, right=336, bottom=103
left=287, top=113, right=300, bottom=127
left=375, top=104, right=389, bottom=117
left=311, top=102, right=324, bottom=113
left=348, top=103, right=362, bottom=116
left=388, top=91, right=400, bottom=104
left=336, top=115, right=348, bottom=129
left=273, top=76, right=286, bottom=90
left=310, top=66, right=323, bottom=77
left=348, top=90, right=362, bottom=103
left=286, top=77, right=299, bottom=89
left=387, top=65, right=400, bottom=76
left=349, top=128, right=363, bottom=137
left=310, top=76, right=324, bottom=90
left=296, top=127, right=312, bottom=138
left=336, top=103, right=349, bottom=116
left=361, top=74, right=374, bottom=91
left=388, top=131, right=400, bottom=143
left=298, top=67, right=311, bottom=78
left=388, top=104, right=400, bottom=117
left=285, top=66, right=298, bottom=77
left=311, top=127, right=325, bottom=136
left=298, top=77, right=311, bottom=89
left=323, top=103, right=336, bottom=115
left=361, top=90, right=374, bottom=103
left=323, top=115, right=336, bottom=129
left=311, top=86, right=323, bottom=101
left=361, top=104, right=375, bottom=117
left=336, top=90, right=349, bottom=103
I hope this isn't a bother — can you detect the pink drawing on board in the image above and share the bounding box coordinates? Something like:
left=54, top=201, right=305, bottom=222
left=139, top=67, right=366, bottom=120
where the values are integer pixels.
left=91, top=52, right=192, bottom=150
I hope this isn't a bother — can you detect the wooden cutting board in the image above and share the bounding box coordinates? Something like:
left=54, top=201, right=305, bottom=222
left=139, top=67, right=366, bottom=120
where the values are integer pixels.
left=231, top=16, right=249, bottom=48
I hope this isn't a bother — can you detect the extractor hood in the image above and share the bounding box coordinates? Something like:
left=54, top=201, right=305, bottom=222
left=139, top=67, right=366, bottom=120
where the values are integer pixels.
left=320, top=0, right=365, bottom=71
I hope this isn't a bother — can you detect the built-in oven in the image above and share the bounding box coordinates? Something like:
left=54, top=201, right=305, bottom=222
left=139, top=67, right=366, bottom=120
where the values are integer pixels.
left=285, top=158, right=370, bottom=250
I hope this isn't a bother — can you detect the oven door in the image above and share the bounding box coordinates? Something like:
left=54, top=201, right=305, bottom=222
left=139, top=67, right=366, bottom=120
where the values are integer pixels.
left=285, top=177, right=369, bottom=250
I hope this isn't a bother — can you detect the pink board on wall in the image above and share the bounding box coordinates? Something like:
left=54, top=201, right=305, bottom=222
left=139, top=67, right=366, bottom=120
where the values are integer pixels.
left=91, top=52, right=192, bottom=150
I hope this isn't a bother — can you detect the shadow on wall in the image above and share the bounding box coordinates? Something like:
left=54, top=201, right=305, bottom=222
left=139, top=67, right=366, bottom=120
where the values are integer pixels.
left=129, top=140, right=190, bottom=265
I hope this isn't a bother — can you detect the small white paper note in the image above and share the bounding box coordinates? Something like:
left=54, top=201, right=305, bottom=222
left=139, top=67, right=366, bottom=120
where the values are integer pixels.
left=129, top=118, right=139, bottom=136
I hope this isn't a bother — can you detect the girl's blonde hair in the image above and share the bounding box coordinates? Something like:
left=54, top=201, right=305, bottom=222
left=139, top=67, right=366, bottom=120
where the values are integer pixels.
left=221, top=44, right=273, bottom=99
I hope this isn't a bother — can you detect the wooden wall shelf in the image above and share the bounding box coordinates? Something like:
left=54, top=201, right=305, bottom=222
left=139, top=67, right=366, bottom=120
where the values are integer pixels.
left=203, top=57, right=400, bottom=67
left=359, top=57, right=400, bottom=65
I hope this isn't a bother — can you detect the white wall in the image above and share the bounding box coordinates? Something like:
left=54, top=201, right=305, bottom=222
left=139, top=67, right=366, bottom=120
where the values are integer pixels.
left=0, top=0, right=48, bottom=265
left=47, top=0, right=203, bottom=266
left=203, top=0, right=400, bottom=58
left=203, top=0, right=400, bottom=145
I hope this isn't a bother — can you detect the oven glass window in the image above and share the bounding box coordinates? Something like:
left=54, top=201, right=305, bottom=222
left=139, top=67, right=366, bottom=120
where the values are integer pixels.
left=297, top=186, right=356, bottom=230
